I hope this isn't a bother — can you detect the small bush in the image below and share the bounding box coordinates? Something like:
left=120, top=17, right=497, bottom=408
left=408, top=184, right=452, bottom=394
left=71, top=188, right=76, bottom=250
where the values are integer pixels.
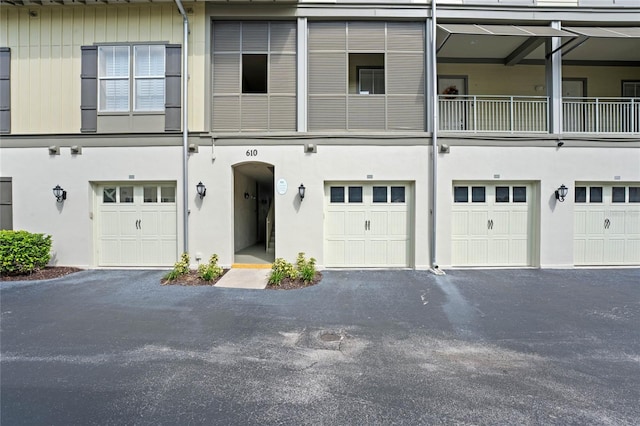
left=296, top=252, right=317, bottom=283
left=269, top=257, right=296, bottom=286
left=0, top=230, right=52, bottom=275
left=164, top=252, right=190, bottom=281
left=197, top=254, right=223, bottom=281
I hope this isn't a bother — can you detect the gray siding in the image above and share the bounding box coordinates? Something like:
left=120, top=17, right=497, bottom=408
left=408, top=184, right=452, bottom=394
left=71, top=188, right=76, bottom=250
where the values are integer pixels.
left=308, top=22, right=425, bottom=132
left=212, top=21, right=297, bottom=132
left=0, top=48, right=9, bottom=134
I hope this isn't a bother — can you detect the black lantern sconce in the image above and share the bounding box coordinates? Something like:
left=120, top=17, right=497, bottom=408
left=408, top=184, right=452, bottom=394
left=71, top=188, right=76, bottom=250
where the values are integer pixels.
left=196, top=181, right=206, bottom=199
left=298, top=183, right=306, bottom=201
left=555, top=184, right=568, bottom=202
left=53, top=185, right=67, bottom=203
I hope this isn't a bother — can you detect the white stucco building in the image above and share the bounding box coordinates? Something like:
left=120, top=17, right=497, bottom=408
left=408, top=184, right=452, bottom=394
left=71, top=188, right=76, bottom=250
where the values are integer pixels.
left=0, top=0, right=638, bottom=270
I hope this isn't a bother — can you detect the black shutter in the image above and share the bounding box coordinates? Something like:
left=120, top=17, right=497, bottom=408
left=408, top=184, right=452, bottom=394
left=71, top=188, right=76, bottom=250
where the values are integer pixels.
left=80, top=45, right=98, bottom=133
left=165, top=44, right=182, bottom=132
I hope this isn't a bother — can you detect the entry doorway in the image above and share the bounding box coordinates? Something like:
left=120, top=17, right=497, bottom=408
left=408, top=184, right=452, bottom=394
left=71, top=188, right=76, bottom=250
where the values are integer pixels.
left=233, top=162, right=275, bottom=264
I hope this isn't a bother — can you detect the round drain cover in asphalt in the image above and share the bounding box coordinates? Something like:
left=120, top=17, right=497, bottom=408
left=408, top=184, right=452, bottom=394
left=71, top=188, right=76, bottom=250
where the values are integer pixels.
left=319, top=332, right=341, bottom=342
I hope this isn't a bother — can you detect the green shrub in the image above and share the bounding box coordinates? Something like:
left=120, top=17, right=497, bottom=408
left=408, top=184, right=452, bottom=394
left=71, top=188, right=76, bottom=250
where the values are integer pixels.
left=197, top=254, right=224, bottom=281
left=0, top=230, right=52, bottom=275
left=296, top=252, right=317, bottom=283
left=164, top=252, right=190, bottom=281
left=269, top=257, right=296, bottom=285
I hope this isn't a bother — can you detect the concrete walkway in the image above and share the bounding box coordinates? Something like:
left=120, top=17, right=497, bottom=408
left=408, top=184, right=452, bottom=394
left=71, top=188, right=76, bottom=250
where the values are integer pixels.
left=214, top=268, right=270, bottom=289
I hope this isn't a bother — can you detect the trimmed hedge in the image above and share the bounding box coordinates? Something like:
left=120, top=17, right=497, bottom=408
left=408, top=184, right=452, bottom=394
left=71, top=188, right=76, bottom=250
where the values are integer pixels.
left=0, top=230, right=52, bottom=275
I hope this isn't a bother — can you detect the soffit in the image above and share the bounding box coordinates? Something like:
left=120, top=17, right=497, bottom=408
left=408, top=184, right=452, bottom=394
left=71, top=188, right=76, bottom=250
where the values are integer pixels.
left=561, top=27, right=640, bottom=62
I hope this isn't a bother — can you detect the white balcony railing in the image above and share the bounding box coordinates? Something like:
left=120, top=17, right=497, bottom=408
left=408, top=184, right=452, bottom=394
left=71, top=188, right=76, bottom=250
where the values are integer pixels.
left=563, top=97, right=639, bottom=134
left=439, top=95, right=640, bottom=134
left=439, top=95, right=549, bottom=133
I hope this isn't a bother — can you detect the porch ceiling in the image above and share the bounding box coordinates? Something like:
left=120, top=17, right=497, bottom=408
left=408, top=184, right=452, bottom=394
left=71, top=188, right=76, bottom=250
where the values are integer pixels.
left=437, top=24, right=640, bottom=65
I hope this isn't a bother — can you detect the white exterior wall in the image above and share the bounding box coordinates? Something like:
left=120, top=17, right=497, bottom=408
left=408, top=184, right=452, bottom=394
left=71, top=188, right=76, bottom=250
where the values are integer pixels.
left=1, top=146, right=184, bottom=268
left=436, top=145, right=640, bottom=268
left=188, top=143, right=431, bottom=269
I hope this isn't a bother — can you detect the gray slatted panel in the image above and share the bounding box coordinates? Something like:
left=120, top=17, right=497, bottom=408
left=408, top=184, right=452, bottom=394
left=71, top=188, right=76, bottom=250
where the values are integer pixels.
left=0, top=48, right=9, bottom=134
left=241, top=96, right=269, bottom=130
left=387, top=95, right=424, bottom=131
left=212, top=96, right=240, bottom=131
left=80, top=46, right=97, bottom=133
left=387, top=53, right=424, bottom=95
left=213, top=22, right=241, bottom=52
left=308, top=52, right=347, bottom=94
left=242, top=22, right=269, bottom=52
left=348, top=96, right=386, bottom=130
left=269, top=96, right=296, bottom=130
left=308, top=22, right=346, bottom=51
left=0, top=177, right=12, bottom=230
left=269, top=54, right=296, bottom=94
left=165, top=44, right=181, bottom=132
left=308, top=96, right=347, bottom=131
left=213, top=54, right=240, bottom=94
left=270, top=22, right=297, bottom=53
left=387, top=22, right=424, bottom=52
left=347, top=22, right=385, bottom=51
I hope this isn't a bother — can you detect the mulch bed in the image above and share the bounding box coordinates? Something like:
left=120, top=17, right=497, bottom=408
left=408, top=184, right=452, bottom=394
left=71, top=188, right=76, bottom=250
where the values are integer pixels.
left=161, top=269, right=229, bottom=286
left=0, top=266, right=84, bottom=282
left=266, top=272, right=323, bottom=290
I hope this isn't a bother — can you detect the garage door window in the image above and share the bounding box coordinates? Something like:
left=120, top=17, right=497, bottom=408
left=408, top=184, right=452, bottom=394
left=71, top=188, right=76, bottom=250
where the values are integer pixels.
left=575, top=187, right=587, bottom=203
left=391, top=187, right=405, bottom=203
left=103, top=187, right=117, bottom=203
left=144, top=186, right=158, bottom=203
left=590, top=187, right=603, bottom=203
left=472, top=186, right=485, bottom=203
left=349, top=186, right=363, bottom=203
left=513, top=186, right=527, bottom=203
left=496, top=186, right=509, bottom=203
left=330, top=187, right=345, bottom=203
left=373, top=186, right=387, bottom=203
left=120, top=186, right=134, bottom=203
left=630, top=187, right=640, bottom=203
left=612, top=187, right=626, bottom=203
left=454, top=186, right=468, bottom=203
left=161, top=187, right=176, bottom=203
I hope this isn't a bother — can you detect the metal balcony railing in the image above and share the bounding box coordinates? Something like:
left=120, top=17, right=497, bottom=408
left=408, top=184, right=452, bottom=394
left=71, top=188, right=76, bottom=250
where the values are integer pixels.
left=438, top=95, right=549, bottom=133
left=439, top=95, right=640, bottom=134
left=563, top=97, right=639, bottom=134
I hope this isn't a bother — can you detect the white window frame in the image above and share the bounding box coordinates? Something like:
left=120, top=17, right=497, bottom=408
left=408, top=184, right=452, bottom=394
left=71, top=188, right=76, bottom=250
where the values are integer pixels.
left=358, top=67, right=385, bottom=95
left=98, top=44, right=165, bottom=113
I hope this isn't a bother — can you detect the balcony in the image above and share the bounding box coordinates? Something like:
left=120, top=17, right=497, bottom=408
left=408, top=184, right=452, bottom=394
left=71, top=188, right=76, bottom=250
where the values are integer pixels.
left=438, top=95, right=640, bottom=134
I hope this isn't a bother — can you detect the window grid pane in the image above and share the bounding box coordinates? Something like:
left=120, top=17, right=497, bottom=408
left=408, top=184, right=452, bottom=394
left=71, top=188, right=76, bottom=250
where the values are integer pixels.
left=372, top=186, right=387, bottom=203
left=513, top=186, right=527, bottom=203
left=590, top=187, right=603, bottom=203
left=144, top=186, right=158, bottom=203
left=134, top=45, right=165, bottom=77
left=120, top=186, right=134, bottom=203
left=348, top=186, right=363, bottom=203
left=629, top=187, right=640, bottom=203
left=454, top=186, right=468, bottom=203
left=99, top=46, right=129, bottom=78
left=134, top=78, right=165, bottom=111
left=495, top=186, right=509, bottom=203
left=103, top=187, right=117, bottom=203
left=575, top=187, right=587, bottom=203
left=612, top=187, right=626, bottom=203
left=390, top=187, right=405, bottom=203
left=161, top=187, right=176, bottom=203
left=471, top=186, right=485, bottom=203
left=330, top=187, right=345, bottom=203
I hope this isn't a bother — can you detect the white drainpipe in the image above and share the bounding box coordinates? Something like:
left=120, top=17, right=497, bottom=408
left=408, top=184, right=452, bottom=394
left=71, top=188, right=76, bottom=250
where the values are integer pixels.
left=430, top=0, right=443, bottom=274
left=175, top=0, right=189, bottom=254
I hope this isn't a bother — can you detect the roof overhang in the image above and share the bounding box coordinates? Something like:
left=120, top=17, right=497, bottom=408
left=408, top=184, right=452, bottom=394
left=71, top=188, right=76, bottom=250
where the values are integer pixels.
left=436, top=24, right=575, bottom=66
left=559, top=27, right=640, bottom=63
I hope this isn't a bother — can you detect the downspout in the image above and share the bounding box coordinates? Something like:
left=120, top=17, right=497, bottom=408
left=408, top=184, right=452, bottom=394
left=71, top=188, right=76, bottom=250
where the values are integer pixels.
left=430, top=0, right=443, bottom=274
left=175, top=0, right=189, bottom=254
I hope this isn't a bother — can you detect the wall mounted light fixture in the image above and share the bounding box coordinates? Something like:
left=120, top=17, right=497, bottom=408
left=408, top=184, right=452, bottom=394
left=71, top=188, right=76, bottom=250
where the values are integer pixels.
left=196, top=181, right=206, bottom=199
left=53, top=185, right=67, bottom=202
left=298, top=183, right=306, bottom=201
left=555, top=184, right=568, bottom=202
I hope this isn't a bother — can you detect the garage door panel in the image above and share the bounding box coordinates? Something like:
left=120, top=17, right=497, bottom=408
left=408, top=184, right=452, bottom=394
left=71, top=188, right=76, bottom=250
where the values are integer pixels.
left=468, top=239, right=489, bottom=264
left=509, top=238, right=528, bottom=265
left=326, top=211, right=346, bottom=235
left=346, top=240, right=366, bottom=264
left=324, top=182, right=412, bottom=267
left=509, top=210, right=529, bottom=236
left=574, top=184, right=640, bottom=266
left=326, top=240, right=346, bottom=266
left=488, top=238, right=509, bottom=264
left=452, top=211, right=469, bottom=236
left=469, top=211, right=489, bottom=236
left=97, top=184, right=177, bottom=267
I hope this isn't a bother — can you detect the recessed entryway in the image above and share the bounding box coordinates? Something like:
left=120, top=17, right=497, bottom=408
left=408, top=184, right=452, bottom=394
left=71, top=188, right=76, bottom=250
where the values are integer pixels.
left=233, top=162, right=275, bottom=264
left=451, top=182, right=536, bottom=267
left=324, top=182, right=413, bottom=267
left=95, top=183, right=178, bottom=267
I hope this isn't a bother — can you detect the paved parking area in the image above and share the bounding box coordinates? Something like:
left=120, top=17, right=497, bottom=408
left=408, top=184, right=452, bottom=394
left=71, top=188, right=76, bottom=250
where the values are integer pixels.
left=1, top=268, right=639, bottom=425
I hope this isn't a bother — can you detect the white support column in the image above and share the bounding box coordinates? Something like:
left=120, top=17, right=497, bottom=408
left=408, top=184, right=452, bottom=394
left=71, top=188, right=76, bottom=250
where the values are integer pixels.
left=425, top=18, right=435, bottom=133
left=546, top=20, right=563, bottom=134
left=297, top=17, right=308, bottom=133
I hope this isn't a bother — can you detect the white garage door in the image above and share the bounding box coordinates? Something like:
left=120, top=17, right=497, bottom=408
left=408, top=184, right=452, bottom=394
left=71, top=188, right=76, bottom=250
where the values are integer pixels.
left=574, top=184, right=640, bottom=266
left=325, top=183, right=412, bottom=267
left=97, top=184, right=178, bottom=267
left=452, top=182, right=534, bottom=267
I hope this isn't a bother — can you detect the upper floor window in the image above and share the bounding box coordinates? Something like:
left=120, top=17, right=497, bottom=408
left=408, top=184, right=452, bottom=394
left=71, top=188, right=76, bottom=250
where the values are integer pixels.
left=98, top=45, right=165, bottom=112
left=622, top=81, right=640, bottom=98
left=358, top=67, right=384, bottom=95
left=349, top=53, right=385, bottom=95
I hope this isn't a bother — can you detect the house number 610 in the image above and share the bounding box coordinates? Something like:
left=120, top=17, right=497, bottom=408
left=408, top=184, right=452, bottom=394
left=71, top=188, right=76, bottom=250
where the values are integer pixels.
left=246, top=149, right=258, bottom=157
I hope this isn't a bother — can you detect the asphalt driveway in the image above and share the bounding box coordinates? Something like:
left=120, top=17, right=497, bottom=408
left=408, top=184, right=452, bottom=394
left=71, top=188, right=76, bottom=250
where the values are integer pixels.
left=1, top=268, right=639, bottom=425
